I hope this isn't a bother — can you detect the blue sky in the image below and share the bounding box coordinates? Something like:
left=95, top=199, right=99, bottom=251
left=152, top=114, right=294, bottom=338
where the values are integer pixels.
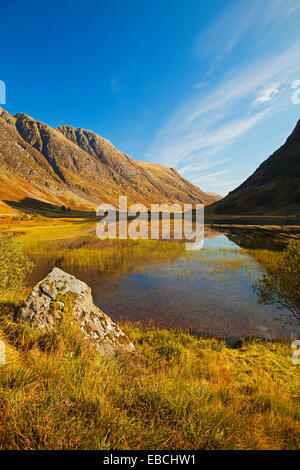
left=1, top=0, right=300, bottom=195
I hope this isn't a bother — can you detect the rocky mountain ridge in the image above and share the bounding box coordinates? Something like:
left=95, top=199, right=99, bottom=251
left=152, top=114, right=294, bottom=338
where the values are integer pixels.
left=0, top=108, right=219, bottom=215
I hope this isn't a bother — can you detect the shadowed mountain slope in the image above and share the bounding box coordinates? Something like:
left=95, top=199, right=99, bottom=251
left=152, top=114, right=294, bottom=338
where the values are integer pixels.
left=208, top=120, right=300, bottom=216
left=0, top=108, right=219, bottom=214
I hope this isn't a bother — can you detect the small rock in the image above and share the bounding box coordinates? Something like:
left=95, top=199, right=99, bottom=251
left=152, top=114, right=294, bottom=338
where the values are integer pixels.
left=16, top=267, right=134, bottom=356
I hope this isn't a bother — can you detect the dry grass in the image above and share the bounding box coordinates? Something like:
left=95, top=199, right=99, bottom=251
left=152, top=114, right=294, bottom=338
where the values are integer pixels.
left=0, top=220, right=299, bottom=450
left=0, top=315, right=299, bottom=450
left=1, top=218, right=185, bottom=276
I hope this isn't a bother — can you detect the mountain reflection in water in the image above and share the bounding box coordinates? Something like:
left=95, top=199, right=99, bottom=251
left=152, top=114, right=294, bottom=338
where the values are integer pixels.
left=29, top=227, right=300, bottom=345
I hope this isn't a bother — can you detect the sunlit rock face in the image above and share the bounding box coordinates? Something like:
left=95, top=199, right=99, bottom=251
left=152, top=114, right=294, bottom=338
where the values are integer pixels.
left=16, top=267, right=134, bottom=356
left=0, top=107, right=220, bottom=216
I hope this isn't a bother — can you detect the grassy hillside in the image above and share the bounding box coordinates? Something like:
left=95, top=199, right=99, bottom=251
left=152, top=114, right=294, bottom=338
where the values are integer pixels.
left=208, top=120, right=300, bottom=216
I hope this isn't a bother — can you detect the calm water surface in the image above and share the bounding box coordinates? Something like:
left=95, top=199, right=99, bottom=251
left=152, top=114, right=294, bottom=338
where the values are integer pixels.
left=30, top=231, right=300, bottom=344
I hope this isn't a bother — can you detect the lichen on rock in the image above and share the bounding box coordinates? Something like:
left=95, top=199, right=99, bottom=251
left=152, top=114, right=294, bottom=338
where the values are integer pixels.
left=16, top=267, right=134, bottom=356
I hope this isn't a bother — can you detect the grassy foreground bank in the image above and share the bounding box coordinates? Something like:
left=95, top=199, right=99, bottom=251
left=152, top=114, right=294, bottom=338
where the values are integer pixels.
left=0, top=314, right=299, bottom=450
left=0, top=218, right=299, bottom=450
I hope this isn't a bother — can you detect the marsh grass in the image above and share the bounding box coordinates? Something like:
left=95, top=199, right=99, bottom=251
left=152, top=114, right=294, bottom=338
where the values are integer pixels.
left=11, top=221, right=95, bottom=246
left=58, top=240, right=184, bottom=274
left=5, top=219, right=185, bottom=276
left=0, top=221, right=299, bottom=449
left=168, top=248, right=261, bottom=285
left=0, top=316, right=299, bottom=450
left=3, top=219, right=284, bottom=284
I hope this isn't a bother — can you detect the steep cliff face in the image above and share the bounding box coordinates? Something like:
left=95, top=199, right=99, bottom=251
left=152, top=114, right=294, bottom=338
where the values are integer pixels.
left=58, top=125, right=217, bottom=205
left=58, top=125, right=145, bottom=183
left=0, top=108, right=219, bottom=214
left=0, top=108, right=69, bottom=213
left=208, top=120, right=300, bottom=216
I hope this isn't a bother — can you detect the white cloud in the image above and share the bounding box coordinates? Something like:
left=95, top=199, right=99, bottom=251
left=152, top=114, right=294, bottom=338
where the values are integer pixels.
left=144, top=1, right=300, bottom=196
left=179, top=157, right=232, bottom=175
left=253, top=86, right=280, bottom=105
left=145, top=41, right=300, bottom=189
left=192, top=170, right=228, bottom=184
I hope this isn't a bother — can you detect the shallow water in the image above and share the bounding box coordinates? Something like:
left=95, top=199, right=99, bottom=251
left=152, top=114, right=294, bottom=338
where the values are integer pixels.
left=30, top=230, right=300, bottom=344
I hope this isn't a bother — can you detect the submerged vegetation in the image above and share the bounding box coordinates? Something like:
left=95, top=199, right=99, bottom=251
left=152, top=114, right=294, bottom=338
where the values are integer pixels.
left=181, top=248, right=256, bottom=280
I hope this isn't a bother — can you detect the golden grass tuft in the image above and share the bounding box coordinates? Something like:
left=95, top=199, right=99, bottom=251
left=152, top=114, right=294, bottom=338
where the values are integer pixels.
left=0, top=314, right=299, bottom=450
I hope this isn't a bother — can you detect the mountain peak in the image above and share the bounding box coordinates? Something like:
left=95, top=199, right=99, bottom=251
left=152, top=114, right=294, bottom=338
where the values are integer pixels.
left=0, top=110, right=220, bottom=215
left=14, top=112, right=34, bottom=120
left=0, top=107, right=15, bottom=125
left=285, top=118, right=300, bottom=145
left=208, top=119, right=300, bottom=216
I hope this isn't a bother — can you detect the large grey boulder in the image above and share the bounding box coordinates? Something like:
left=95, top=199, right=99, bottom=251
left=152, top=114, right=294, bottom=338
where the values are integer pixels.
left=16, top=267, right=134, bottom=356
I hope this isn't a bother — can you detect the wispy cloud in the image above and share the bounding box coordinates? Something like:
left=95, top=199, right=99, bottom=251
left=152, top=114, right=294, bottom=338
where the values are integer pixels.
left=178, top=157, right=232, bottom=175
left=203, top=179, right=240, bottom=191
left=192, top=0, right=258, bottom=64
left=145, top=35, right=300, bottom=195
left=192, top=0, right=300, bottom=66
left=253, top=85, right=280, bottom=105
left=192, top=170, right=228, bottom=184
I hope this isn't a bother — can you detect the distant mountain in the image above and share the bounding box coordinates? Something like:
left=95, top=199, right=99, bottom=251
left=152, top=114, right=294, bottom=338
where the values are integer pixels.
left=208, top=120, right=300, bottom=216
left=206, top=192, right=223, bottom=200
left=0, top=108, right=220, bottom=215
